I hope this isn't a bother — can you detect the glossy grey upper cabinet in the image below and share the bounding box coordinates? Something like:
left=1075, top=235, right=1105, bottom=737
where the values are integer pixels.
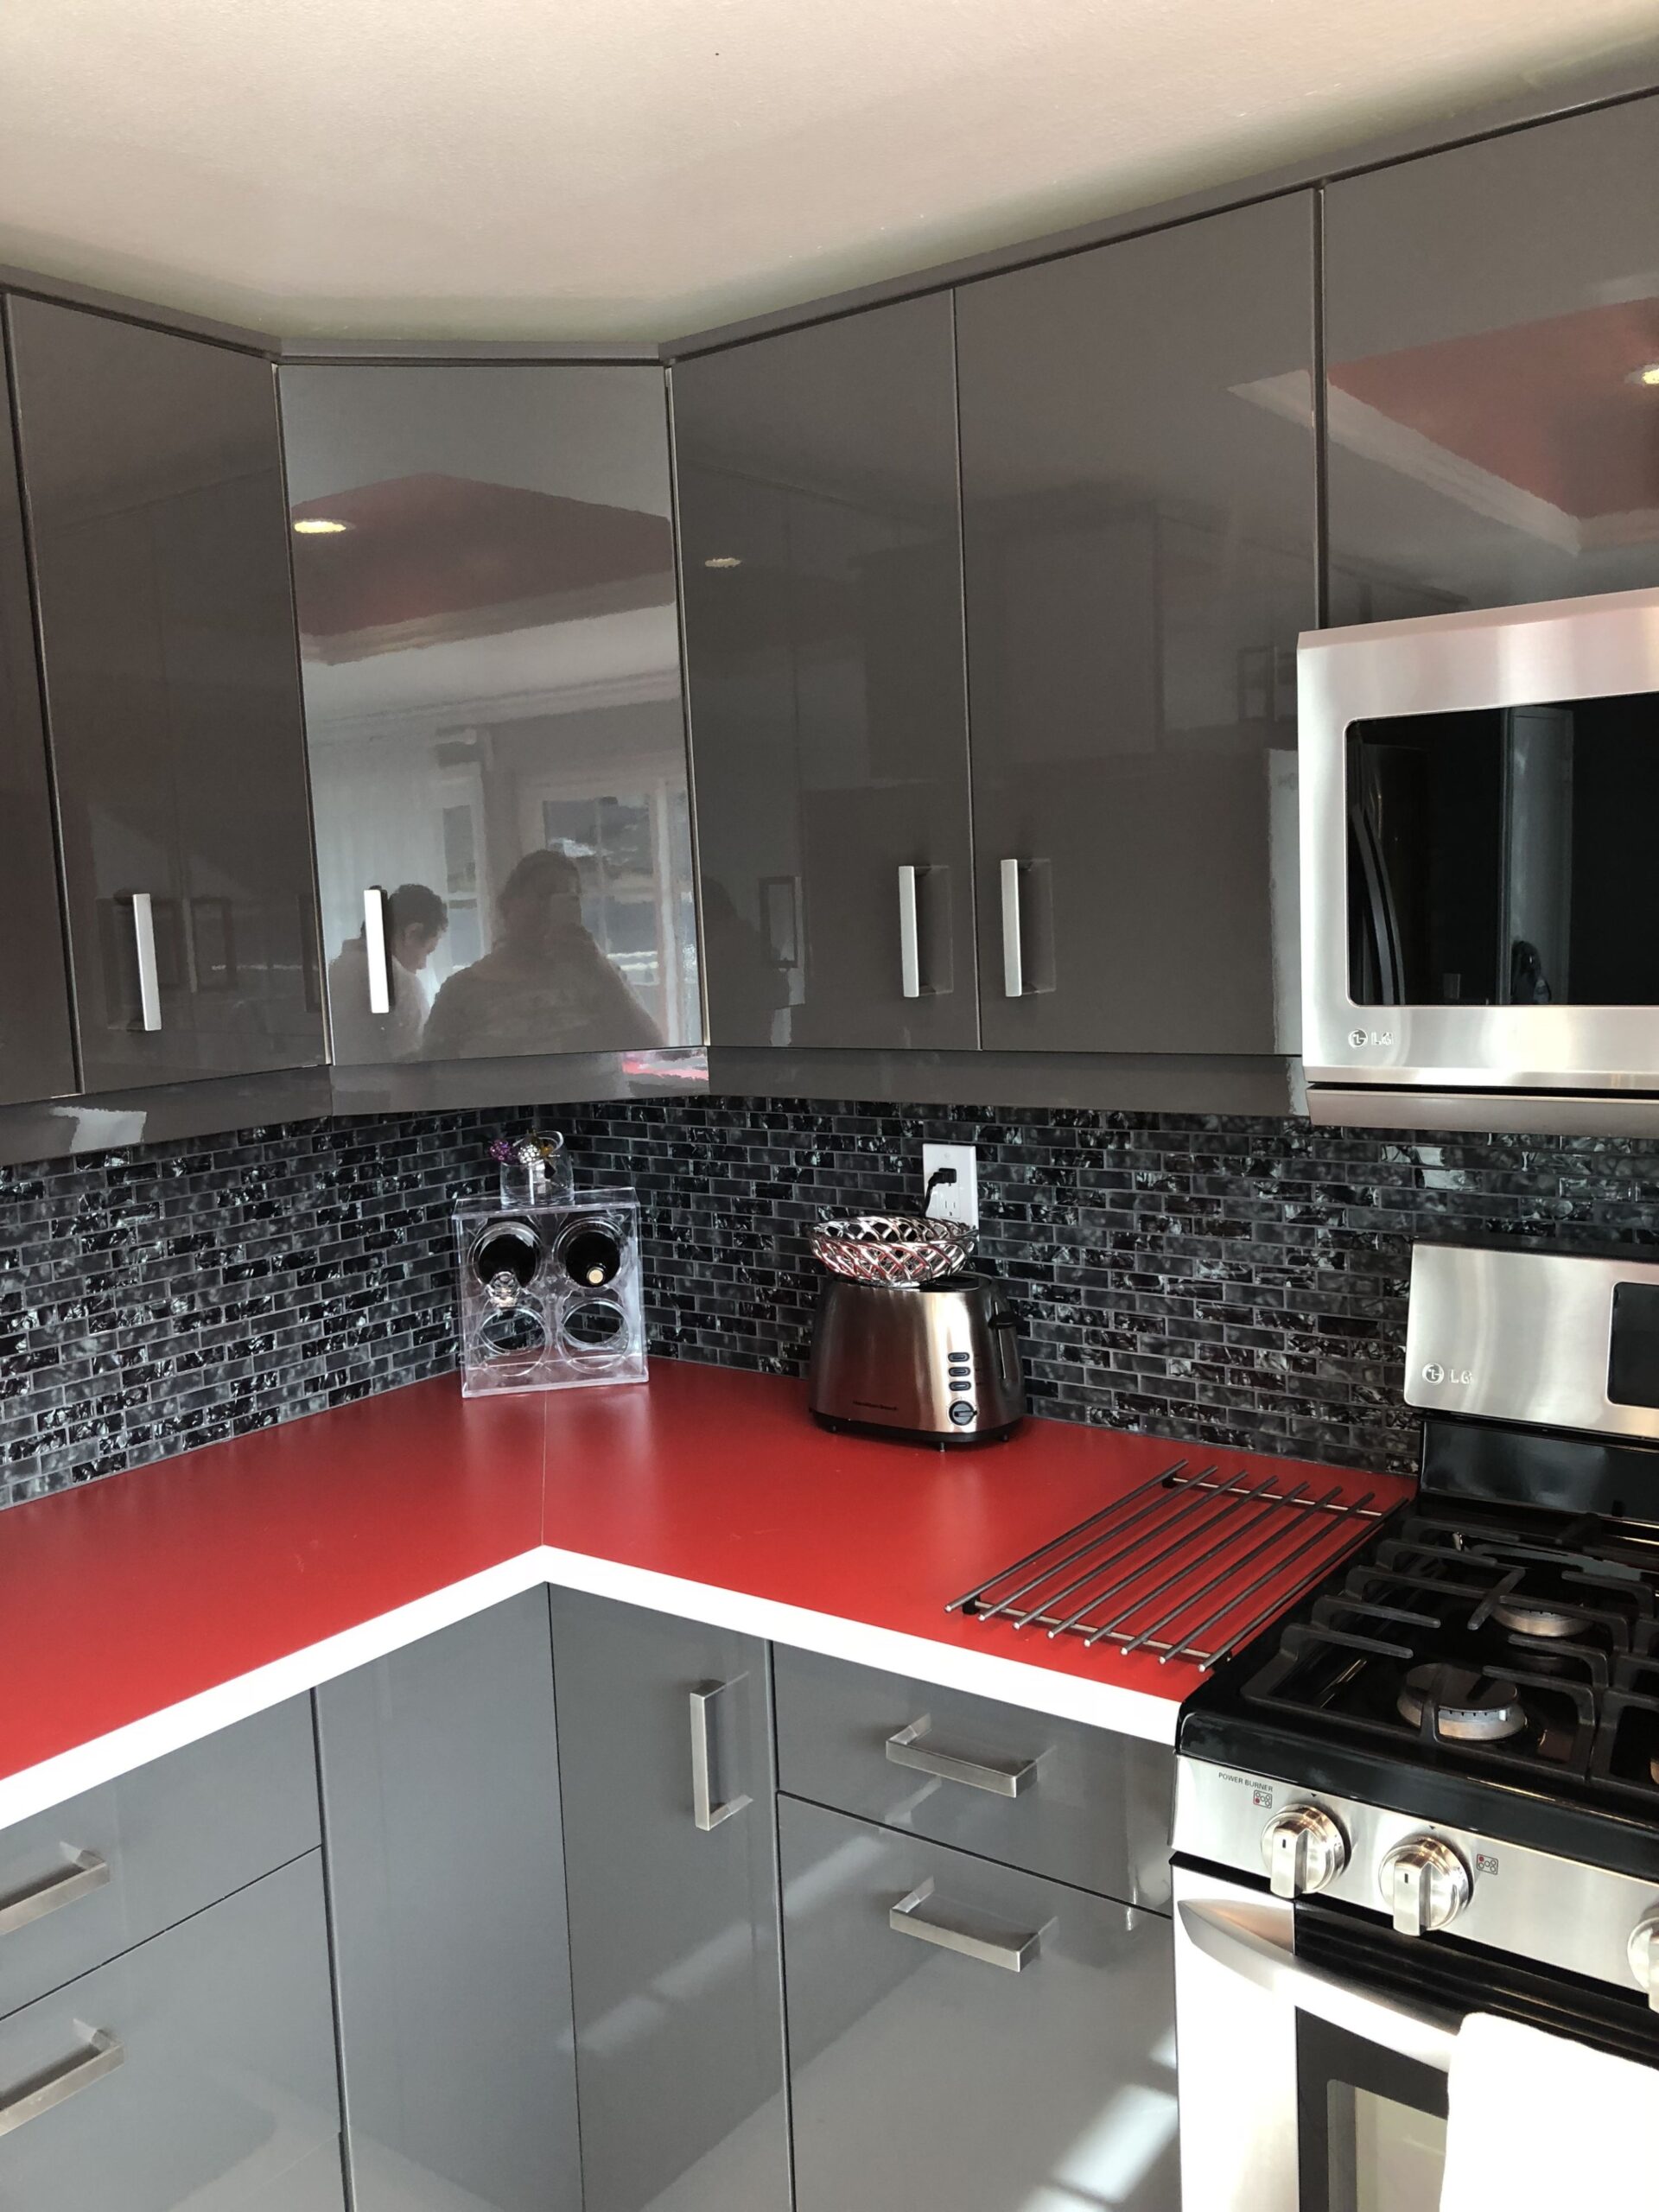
left=7, top=297, right=324, bottom=1094
left=674, top=297, right=977, bottom=1048
left=0, top=344, right=75, bottom=1106
left=1326, top=93, right=1659, bottom=623
left=280, top=365, right=699, bottom=1066
left=957, top=196, right=1317, bottom=1056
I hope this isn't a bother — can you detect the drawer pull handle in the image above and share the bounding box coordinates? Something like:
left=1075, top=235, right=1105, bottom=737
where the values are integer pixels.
left=690, top=1679, right=752, bottom=1833
left=886, top=1719, right=1036, bottom=1798
left=0, top=2027, right=124, bottom=2138
left=0, top=1850, right=111, bottom=1939
left=889, top=1879, right=1042, bottom=1973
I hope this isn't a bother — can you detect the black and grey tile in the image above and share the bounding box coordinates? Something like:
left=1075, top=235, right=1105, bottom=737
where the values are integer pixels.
left=3, top=1096, right=1657, bottom=1510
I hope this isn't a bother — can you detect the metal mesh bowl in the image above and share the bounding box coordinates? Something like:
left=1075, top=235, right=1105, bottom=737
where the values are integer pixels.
left=810, top=1211, right=976, bottom=1286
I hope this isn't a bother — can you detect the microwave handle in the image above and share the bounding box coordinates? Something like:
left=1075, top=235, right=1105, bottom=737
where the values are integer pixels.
left=1178, top=1897, right=1458, bottom=2073
left=1347, top=794, right=1403, bottom=1006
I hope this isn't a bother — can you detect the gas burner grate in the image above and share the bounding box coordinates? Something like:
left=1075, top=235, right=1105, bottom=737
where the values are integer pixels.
left=946, top=1461, right=1385, bottom=1670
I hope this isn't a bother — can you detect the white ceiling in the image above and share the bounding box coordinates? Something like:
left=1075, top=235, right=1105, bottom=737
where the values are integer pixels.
left=3, top=0, right=1657, bottom=343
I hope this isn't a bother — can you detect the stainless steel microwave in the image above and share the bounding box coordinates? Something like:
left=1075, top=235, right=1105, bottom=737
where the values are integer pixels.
left=1299, top=584, right=1659, bottom=1133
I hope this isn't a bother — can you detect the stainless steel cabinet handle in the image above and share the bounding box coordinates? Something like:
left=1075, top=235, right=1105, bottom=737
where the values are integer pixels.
left=0, top=1849, right=110, bottom=1939
left=0, top=2027, right=124, bottom=2139
left=886, top=1719, right=1036, bottom=1798
left=898, top=866, right=922, bottom=1000
left=1178, top=1897, right=1456, bottom=2071
left=690, top=1678, right=752, bottom=1832
left=362, top=886, right=392, bottom=1015
left=1000, top=858, right=1024, bottom=998
left=130, top=893, right=162, bottom=1033
left=889, top=1878, right=1042, bottom=1973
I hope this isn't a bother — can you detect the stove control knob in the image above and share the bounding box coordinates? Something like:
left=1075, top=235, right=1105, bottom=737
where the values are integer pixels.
left=1378, top=1836, right=1471, bottom=1937
left=1261, top=1806, right=1349, bottom=1899
left=1626, top=1914, right=1659, bottom=2011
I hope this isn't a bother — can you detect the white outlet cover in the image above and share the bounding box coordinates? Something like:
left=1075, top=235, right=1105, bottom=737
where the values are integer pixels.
left=922, top=1141, right=978, bottom=1230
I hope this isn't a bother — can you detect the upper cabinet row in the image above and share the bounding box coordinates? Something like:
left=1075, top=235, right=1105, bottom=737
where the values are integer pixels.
left=1, top=91, right=1655, bottom=1115
left=678, top=91, right=1659, bottom=1059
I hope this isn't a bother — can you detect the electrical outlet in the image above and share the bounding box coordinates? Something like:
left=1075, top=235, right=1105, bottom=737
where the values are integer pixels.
left=921, top=1142, right=978, bottom=1230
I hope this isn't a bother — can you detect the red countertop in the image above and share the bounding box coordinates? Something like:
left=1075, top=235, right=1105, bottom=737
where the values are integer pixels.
left=0, top=1362, right=1413, bottom=1824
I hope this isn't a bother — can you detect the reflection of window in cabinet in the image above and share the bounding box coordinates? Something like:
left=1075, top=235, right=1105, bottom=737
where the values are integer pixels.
left=524, top=779, right=695, bottom=1042
left=438, top=777, right=486, bottom=972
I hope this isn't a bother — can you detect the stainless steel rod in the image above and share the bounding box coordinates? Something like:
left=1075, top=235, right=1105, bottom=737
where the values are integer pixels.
left=1180, top=1491, right=1379, bottom=1667
left=1082, top=1476, right=1288, bottom=1647
left=1027, top=1472, right=1250, bottom=1636
left=946, top=1462, right=1188, bottom=1617
left=998, top=1471, right=1231, bottom=1629
left=1118, top=1484, right=1317, bottom=1655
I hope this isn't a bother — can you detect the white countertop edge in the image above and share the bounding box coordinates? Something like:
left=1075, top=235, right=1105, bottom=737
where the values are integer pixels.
left=0, top=1543, right=1180, bottom=1831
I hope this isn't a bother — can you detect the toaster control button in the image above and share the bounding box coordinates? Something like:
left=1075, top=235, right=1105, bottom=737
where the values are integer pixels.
left=949, top=1400, right=976, bottom=1427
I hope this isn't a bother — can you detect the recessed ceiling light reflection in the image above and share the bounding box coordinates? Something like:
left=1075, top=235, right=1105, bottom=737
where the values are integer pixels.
left=293, top=517, right=353, bottom=535
left=702, top=555, right=742, bottom=569
left=1629, top=364, right=1659, bottom=389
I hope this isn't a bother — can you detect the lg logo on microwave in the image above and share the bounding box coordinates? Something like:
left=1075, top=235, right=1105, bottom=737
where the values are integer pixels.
left=1349, top=1027, right=1395, bottom=1049
left=1421, top=1363, right=1475, bottom=1388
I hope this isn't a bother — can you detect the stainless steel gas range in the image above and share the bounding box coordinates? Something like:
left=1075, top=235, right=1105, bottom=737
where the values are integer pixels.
left=1173, top=1240, right=1659, bottom=2211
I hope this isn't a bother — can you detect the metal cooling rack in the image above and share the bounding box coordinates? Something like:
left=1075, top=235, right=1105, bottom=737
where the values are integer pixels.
left=947, top=1460, right=1387, bottom=1670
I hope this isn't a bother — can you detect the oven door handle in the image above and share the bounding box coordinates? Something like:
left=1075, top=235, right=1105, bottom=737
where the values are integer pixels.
left=1179, top=1897, right=1459, bottom=2073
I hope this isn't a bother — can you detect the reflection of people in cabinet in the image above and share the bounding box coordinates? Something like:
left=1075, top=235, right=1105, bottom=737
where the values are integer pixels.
left=421, top=849, right=663, bottom=1058
left=329, top=883, right=448, bottom=1062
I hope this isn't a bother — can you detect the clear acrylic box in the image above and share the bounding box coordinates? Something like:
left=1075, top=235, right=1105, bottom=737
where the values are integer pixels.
left=454, top=1188, right=647, bottom=1396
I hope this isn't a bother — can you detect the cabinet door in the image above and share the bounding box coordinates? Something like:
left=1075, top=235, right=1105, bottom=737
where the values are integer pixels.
left=780, top=1796, right=1178, bottom=2212
left=7, top=296, right=324, bottom=1093
left=0, top=344, right=75, bottom=1106
left=550, top=1586, right=789, bottom=2212
left=280, top=364, right=699, bottom=1066
left=0, top=1854, right=343, bottom=2211
left=957, top=194, right=1316, bottom=1056
left=315, top=1592, right=582, bottom=2212
left=1326, top=93, right=1659, bottom=623
left=675, top=296, right=976, bottom=1048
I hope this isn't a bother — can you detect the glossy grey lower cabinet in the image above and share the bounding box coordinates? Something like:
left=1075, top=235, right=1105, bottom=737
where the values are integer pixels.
left=315, top=1591, right=582, bottom=2212
left=0, top=1695, right=320, bottom=2022
left=772, top=1646, right=1173, bottom=1907
left=0, top=1853, right=343, bottom=2209
left=1325, top=92, right=1659, bottom=622
left=674, top=296, right=976, bottom=1051
left=780, top=1796, right=1178, bottom=2212
left=6, top=296, right=324, bottom=1094
left=550, top=1587, right=790, bottom=2212
left=956, top=194, right=1316, bottom=1058
left=0, top=342, right=74, bottom=1106
left=280, top=363, right=700, bottom=1069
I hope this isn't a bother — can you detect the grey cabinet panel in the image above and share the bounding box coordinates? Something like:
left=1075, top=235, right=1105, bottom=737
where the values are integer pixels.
left=315, top=1590, right=581, bottom=2212
left=0, top=1695, right=320, bottom=2021
left=0, top=1853, right=342, bottom=2210
left=6, top=296, right=324, bottom=1093
left=0, top=344, right=74, bottom=1106
left=550, top=1586, right=789, bottom=2212
left=772, top=1645, right=1173, bottom=1907
left=1326, top=93, right=1659, bottom=623
left=957, top=194, right=1316, bottom=1057
left=779, top=1796, right=1178, bottom=2212
left=674, top=296, right=977, bottom=1049
left=280, top=364, right=700, bottom=1066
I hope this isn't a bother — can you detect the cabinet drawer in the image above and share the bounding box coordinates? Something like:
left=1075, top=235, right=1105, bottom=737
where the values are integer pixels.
left=779, top=1796, right=1178, bottom=2212
left=772, top=1646, right=1173, bottom=1907
left=0, top=1696, right=320, bottom=2020
left=0, top=1853, right=342, bottom=2210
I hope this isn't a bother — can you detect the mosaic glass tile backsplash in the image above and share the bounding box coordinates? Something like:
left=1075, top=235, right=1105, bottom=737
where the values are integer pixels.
left=3, top=1095, right=1657, bottom=1509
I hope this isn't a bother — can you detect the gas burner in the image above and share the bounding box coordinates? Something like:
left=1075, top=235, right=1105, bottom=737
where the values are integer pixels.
left=1397, top=1662, right=1529, bottom=1744
left=1491, top=1596, right=1586, bottom=1639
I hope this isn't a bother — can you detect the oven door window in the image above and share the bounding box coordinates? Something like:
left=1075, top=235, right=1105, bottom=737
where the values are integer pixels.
left=1297, top=2018, right=1447, bottom=2212
left=1346, top=691, right=1659, bottom=1007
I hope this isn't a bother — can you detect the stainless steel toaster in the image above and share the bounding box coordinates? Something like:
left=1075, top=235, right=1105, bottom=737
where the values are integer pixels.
left=807, top=1272, right=1026, bottom=1446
